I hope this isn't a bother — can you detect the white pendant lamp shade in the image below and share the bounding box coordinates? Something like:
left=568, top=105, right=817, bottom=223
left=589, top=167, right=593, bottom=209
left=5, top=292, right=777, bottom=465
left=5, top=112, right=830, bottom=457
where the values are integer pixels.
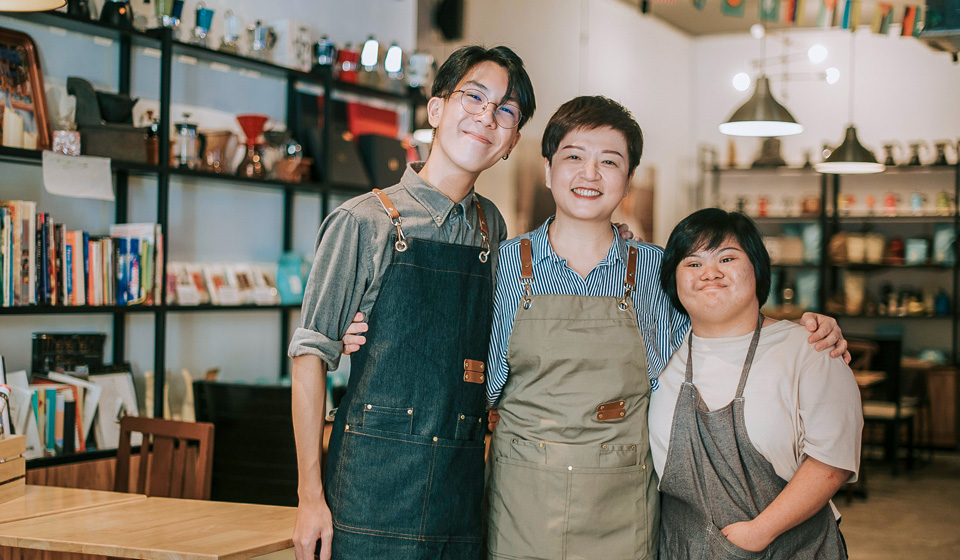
left=815, top=125, right=885, bottom=174
left=719, top=75, right=804, bottom=137
left=0, top=0, right=66, bottom=11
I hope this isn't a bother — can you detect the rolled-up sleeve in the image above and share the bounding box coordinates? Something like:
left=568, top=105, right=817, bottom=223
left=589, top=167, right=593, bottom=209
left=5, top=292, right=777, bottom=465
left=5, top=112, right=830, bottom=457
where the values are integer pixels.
left=288, top=208, right=369, bottom=370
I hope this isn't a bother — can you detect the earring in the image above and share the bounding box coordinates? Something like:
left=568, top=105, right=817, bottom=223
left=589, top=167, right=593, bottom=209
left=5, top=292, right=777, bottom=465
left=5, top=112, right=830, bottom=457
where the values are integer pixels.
left=502, top=153, right=510, bottom=161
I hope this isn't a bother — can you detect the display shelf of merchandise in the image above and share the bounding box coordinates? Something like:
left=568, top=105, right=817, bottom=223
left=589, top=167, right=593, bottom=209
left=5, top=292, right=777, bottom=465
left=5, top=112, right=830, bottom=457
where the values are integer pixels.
left=0, top=303, right=302, bottom=316
left=0, top=305, right=161, bottom=316
left=0, top=146, right=158, bottom=176
left=831, top=263, right=955, bottom=271
left=753, top=216, right=821, bottom=224
left=836, top=314, right=955, bottom=320
left=712, top=166, right=820, bottom=175
left=9, top=10, right=161, bottom=48
left=834, top=215, right=956, bottom=224
left=165, top=303, right=301, bottom=313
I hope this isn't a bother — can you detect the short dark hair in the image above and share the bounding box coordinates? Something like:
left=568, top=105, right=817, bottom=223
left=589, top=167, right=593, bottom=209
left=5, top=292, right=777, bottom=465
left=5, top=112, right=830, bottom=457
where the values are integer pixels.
left=431, top=45, right=536, bottom=130
left=541, top=96, right=644, bottom=174
left=659, top=208, right=771, bottom=316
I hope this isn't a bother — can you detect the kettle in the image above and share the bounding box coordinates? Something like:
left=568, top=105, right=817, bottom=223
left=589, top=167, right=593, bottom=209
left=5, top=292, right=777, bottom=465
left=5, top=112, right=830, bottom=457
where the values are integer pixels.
left=100, top=0, right=134, bottom=29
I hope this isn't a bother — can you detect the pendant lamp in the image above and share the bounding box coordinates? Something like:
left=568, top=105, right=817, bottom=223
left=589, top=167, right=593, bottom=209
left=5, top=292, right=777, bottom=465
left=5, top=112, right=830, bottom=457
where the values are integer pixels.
left=0, top=0, right=65, bottom=11
left=718, top=75, right=804, bottom=137
left=815, top=126, right=885, bottom=174
left=815, top=34, right=884, bottom=174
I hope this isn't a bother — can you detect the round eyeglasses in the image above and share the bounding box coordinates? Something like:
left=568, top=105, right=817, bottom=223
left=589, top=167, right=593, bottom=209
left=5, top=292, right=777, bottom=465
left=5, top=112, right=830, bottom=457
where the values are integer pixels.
left=452, top=89, right=522, bottom=129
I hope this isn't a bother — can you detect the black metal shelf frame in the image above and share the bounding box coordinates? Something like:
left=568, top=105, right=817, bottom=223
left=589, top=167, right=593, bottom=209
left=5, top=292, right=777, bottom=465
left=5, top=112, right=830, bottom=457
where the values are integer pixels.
left=1, top=10, right=420, bottom=422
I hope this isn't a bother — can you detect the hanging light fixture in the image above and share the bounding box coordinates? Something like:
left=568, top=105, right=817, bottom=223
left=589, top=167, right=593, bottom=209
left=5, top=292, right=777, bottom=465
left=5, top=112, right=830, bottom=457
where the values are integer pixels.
left=815, top=34, right=884, bottom=174
left=720, top=26, right=804, bottom=137
left=718, top=75, right=804, bottom=137
left=0, top=0, right=65, bottom=10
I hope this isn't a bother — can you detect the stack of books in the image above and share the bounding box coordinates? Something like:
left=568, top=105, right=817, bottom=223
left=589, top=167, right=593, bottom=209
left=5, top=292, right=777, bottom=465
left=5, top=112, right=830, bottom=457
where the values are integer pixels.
left=0, top=200, right=163, bottom=307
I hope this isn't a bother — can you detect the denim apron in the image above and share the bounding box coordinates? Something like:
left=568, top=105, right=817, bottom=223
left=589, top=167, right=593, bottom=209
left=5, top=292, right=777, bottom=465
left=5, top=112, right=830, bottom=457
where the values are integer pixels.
left=486, top=238, right=659, bottom=560
left=658, top=315, right=847, bottom=559
left=324, top=189, right=493, bottom=559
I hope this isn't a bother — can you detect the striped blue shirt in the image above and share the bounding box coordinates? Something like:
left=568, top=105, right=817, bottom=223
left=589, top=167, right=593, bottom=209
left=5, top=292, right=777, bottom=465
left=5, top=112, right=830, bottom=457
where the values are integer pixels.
left=487, top=217, right=691, bottom=407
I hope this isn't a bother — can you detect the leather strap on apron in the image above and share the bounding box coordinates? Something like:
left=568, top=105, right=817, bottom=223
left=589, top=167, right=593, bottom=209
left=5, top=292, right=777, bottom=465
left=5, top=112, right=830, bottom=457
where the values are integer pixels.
left=374, top=188, right=489, bottom=261
left=517, top=237, right=638, bottom=311
left=658, top=314, right=846, bottom=559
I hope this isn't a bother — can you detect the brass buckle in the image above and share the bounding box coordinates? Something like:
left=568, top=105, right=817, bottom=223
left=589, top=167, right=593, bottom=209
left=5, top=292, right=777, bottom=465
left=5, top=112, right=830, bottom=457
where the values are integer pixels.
left=392, top=217, right=407, bottom=252
left=479, top=231, right=490, bottom=263
left=522, top=280, right=533, bottom=309
left=618, top=281, right=632, bottom=311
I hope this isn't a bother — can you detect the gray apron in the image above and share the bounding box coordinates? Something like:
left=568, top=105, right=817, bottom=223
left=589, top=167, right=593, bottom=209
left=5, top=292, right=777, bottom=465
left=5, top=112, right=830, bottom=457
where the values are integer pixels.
left=658, top=315, right=847, bottom=559
left=486, top=238, right=659, bottom=560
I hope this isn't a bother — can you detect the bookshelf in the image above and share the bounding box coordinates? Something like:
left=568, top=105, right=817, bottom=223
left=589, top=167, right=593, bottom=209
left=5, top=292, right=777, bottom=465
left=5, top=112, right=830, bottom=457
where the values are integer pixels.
left=0, top=10, right=420, bottom=458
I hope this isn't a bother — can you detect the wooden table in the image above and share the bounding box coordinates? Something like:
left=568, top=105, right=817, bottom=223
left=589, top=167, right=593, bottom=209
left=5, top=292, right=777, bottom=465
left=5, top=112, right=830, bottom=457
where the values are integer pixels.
left=0, top=485, right=146, bottom=525
left=0, top=488, right=296, bottom=560
left=854, top=370, right=886, bottom=390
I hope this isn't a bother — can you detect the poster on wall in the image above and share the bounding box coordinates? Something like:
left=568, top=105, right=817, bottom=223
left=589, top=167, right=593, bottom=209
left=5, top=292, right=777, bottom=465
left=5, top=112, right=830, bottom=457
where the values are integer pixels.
left=0, top=27, right=52, bottom=151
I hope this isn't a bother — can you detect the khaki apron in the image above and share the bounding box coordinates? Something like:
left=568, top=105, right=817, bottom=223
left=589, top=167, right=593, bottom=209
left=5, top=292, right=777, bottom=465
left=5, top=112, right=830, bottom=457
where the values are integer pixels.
left=658, top=315, right=847, bottom=559
left=486, top=238, right=659, bottom=560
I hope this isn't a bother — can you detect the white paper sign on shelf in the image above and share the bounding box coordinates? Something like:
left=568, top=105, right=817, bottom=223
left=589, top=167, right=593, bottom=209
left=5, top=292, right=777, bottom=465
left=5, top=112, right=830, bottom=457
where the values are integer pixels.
left=42, top=151, right=115, bottom=201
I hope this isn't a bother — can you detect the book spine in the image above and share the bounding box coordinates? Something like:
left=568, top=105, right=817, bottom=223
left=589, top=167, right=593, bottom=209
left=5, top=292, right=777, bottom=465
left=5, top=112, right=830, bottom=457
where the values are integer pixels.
left=45, top=388, right=56, bottom=454
left=35, top=212, right=45, bottom=304
left=65, top=234, right=74, bottom=305
left=82, top=231, right=90, bottom=306
left=48, top=216, right=57, bottom=306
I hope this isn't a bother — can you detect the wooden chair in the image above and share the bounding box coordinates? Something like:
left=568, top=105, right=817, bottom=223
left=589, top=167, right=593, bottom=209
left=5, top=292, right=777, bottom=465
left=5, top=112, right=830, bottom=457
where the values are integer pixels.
left=114, top=416, right=215, bottom=500
left=850, top=337, right=917, bottom=476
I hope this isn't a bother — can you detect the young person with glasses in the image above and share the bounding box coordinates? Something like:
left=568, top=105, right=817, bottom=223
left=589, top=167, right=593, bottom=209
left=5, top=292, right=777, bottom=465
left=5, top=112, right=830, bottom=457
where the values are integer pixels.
left=288, top=45, right=534, bottom=560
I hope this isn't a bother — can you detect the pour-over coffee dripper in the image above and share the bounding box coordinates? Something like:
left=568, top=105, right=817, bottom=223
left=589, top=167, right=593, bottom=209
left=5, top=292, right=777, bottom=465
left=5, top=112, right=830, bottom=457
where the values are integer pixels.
left=236, top=114, right=269, bottom=178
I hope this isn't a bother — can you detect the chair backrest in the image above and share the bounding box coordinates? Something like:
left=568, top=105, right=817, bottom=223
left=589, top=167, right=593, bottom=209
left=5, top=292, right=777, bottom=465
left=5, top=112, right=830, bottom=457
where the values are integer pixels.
left=847, top=338, right=879, bottom=371
left=114, top=416, right=214, bottom=499
left=193, top=380, right=298, bottom=506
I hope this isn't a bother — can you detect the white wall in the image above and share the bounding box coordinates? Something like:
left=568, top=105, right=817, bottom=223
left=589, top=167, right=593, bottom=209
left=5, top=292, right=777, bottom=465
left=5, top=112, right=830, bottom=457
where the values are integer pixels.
left=0, top=1, right=416, bottom=383
left=419, top=0, right=695, bottom=243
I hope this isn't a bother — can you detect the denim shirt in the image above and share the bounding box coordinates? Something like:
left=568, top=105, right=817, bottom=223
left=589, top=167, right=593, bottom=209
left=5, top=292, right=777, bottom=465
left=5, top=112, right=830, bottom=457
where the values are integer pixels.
left=288, top=162, right=508, bottom=369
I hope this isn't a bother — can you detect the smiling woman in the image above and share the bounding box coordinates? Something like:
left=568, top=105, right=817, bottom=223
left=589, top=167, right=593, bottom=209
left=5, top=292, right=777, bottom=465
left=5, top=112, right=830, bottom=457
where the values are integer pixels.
left=651, top=208, right=862, bottom=559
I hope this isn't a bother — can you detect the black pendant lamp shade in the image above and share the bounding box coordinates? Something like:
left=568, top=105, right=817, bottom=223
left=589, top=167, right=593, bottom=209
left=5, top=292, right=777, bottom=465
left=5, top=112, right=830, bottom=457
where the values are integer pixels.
left=815, top=125, right=885, bottom=174
left=719, top=75, right=803, bottom=137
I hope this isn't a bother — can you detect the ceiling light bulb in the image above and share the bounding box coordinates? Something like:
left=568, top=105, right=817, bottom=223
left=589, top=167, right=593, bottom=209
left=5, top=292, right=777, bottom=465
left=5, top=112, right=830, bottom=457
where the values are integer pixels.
left=360, top=36, right=379, bottom=70
left=384, top=43, right=403, bottom=75
left=825, top=67, right=840, bottom=84
left=808, top=45, right=828, bottom=64
left=750, top=24, right=765, bottom=39
left=732, top=73, right=751, bottom=92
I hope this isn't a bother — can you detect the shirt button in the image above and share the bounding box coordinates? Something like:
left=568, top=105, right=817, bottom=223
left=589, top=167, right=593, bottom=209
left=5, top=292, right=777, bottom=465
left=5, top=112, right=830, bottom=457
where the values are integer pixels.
left=433, top=437, right=438, bottom=442
left=407, top=409, right=413, bottom=415
left=366, top=404, right=372, bottom=410
left=567, top=466, right=573, bottom=471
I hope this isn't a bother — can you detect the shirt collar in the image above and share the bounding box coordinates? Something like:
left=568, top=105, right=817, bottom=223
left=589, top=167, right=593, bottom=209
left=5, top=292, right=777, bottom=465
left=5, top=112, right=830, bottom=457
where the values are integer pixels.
left=400, top=162, right=477, bottom=229
left=530, top=216, right=627, bottom=267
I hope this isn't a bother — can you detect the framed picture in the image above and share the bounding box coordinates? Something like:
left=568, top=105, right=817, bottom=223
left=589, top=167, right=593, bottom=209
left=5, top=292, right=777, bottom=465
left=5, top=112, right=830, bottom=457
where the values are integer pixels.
left=0, top=27, right=52, bottom=150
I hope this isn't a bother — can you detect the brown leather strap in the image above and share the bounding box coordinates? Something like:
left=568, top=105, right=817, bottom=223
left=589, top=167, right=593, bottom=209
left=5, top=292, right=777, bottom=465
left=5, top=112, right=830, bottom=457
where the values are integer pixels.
left=463, top=370, right=485, bottom=384
left=463, top=359, right=485, bottom=373
left=625, top=246, right=638, bottom=289
left=596, top=399, right=626, bottom=412
left=519, top=238, right=533, bottom=280
left=597, top=408, right=626, bottom=421
left=373, top=189, right=400, bottom=220
left=474, top=200, right=488, bottom=240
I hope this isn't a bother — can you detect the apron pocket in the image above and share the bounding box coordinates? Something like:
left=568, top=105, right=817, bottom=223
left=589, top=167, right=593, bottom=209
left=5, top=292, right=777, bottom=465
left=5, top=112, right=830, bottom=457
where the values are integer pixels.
left=566, top=463, right=654, bottom=560
left=421, top=439, right=486, bottom=541
left=455, top=413, right=484, bottom=441
left=332, top=428, right=433, bottom=537
left=708, top=525, right=766, bottom=559
left=361, top=403, right=413, bottom=434
left=487, top=456, right=565, bottom=560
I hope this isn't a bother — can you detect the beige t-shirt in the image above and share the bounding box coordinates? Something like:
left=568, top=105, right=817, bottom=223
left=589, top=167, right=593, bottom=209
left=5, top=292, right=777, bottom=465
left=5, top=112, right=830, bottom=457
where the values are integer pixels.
left=649, top=320, right=863, bottom=519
